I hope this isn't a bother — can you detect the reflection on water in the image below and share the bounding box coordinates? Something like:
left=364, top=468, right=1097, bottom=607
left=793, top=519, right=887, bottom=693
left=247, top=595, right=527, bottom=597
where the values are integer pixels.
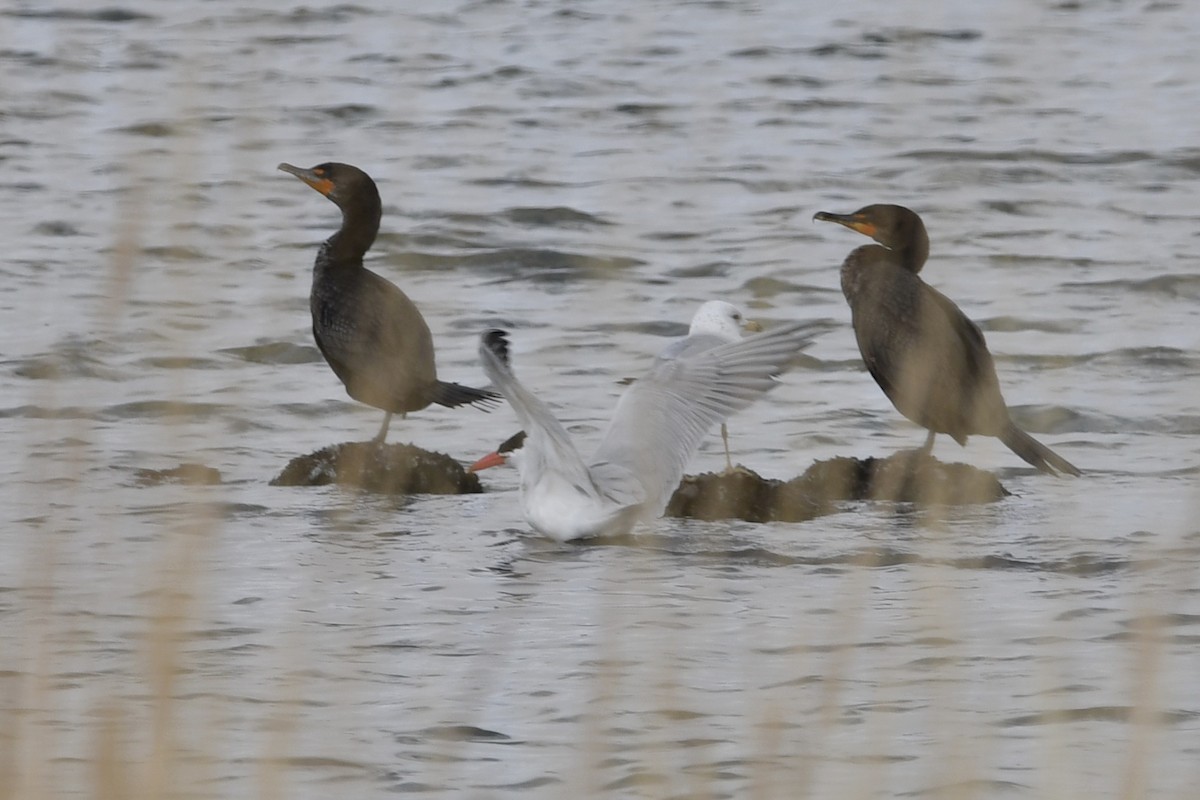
left=2, top=0, right=1199, bottom=797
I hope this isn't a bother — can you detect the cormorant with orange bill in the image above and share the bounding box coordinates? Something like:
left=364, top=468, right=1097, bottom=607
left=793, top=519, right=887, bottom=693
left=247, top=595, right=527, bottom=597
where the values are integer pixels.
left=279, top=162, right=497, bottom=443
left=814, top=204, right=1080, bottom=476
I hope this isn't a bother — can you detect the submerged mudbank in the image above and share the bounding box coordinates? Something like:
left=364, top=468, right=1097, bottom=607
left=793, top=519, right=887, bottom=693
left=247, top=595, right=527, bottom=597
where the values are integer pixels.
left=665, top=452, right=1009, bottom=523
left=273, top=443, right=1006, bottom=523
left=272, top=442, right=482, bottom=495
left=134, top=462, right=222, bottom=486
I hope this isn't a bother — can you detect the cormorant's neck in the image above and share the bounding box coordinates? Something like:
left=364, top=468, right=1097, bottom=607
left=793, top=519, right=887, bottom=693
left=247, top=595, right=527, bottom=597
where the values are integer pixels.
left=892, top=223, right=929, bottom=274
left=841, top=244, right=892, bottom=300
left=323, top=196, right=382, bottom=265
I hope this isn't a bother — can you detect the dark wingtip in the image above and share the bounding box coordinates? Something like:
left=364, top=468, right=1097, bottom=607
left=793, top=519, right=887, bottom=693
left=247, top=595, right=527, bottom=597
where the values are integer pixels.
left=498, top=430, right=527, bottom=454
left=482, top=329, right=511, bottom=367
left=433, top=382, right=501, bottom=411
left=474, top=389, right=503, bottom=411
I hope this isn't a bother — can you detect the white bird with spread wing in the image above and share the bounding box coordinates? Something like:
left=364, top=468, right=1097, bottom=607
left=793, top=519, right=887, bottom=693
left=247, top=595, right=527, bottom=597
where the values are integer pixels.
left=470, top=301, right=820, bottom=541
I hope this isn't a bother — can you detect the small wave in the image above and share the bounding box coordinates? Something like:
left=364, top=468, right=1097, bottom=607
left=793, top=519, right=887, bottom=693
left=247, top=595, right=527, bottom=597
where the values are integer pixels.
left=678, top=545, right=1130, bottom=576
left=1001, top=705, right=1198, bottom=727
left=590, top=320, right=689, bottom=338
left=2, top=8, right=154, bottom=22
left=133, top=463, right=221, bottom=486
left=237, top=5, right=375, bottom=28
left=1120, top=612, right=1200, bottom=629
left=776, top=97, right=866, bottom=113
left=900, top=147, right=1155, bottom=166
left=218, top=342, right=322, bottom=365
left=253, top=35, right=339, bottom=46
left=100, top=400, right=228, bottom=420
left=277, top=400, right=354, bottom=419
left=1064, top=274, right=1200, bottom=301
left=761, top=74, right=826, bottom=88
left=1006, top=405, right=1087, bottom=435
left=428, top=206, right=610, bottom=231
left=387, top=248, right=643, bottom=280
left=613, top=102, right=677, bottom=115
left=0, top=404, right=90, bottom=420
left=316, top=103, right=376, bottom=122
left=980, top=315, right=1077, bottom=334
left=32, top=221, right=83, bottom=237
left=500, top=206, right=611, bottom=228
left=1020, top=409, right=1200, bottom=436
left=137, top=244, right=209, bottom=262
left=0, top=49, right=63, bottom=68
left=811, top=42, right=887, bottom=60
left=872, top=27, right=982, bottom=43
left=1002, top=346, right=1200, bottom=374
left=729, top=45, right=808, bottom=59
left=282, top=5, right=375, bottom=23
left=10, top=338, right=121, bottom=381
left=133, top=356, right=223, bottom=371
left=743, top=275, right=840, bottom=299
left=647, top=231, right=704, bottom=243
left=113, top=121, right=175, bottom=137
left=904, top=779, right=1029, bottom=797
left=667, top=260, right=741, bottom=279
left=1163, top=149, right=1200, bottom=173
left=276, top=756, right=372, bottom=771
left=808, top=27, right=978, bottom=60
left=11, top=357, right=114, bottom=382
left=413, top=725, right=515, bottom=744
left=478, top=776, right=561, bottom=791
left=1080, top=346, right=1199, bottom=369
left=469, top=176, right=583, bottom=189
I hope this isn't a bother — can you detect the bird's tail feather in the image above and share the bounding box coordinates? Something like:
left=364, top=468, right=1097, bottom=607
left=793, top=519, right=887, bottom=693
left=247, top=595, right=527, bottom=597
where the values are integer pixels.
left=999, top=423, right=1081, bottom=477
left=432, top=381, right=500, bottom=410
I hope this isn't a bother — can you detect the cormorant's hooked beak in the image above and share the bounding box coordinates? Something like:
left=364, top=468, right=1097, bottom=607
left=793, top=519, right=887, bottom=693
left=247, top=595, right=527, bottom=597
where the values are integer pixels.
left=278, top=162, right=334, bottom=197
left=813, top=210, right=877, bottom=240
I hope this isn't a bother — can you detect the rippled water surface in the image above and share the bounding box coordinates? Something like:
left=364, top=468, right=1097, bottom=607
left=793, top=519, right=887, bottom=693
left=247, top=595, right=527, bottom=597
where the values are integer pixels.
left=3, top=1, right=1199, bottom=797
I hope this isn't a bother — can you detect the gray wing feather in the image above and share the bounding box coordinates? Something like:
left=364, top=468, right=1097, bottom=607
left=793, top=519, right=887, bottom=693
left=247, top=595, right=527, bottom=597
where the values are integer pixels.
left=592, top=320, right=818, bottom=515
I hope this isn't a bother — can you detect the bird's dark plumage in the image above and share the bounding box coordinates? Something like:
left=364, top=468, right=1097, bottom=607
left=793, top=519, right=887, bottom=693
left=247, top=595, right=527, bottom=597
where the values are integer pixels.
left=814, top=204, right=1080, bottom=476
left=279, top=161, right=498, bottom=443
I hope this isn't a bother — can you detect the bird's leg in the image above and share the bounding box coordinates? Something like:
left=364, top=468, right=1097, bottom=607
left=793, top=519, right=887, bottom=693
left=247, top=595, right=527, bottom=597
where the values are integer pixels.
left=371, top=412, right=393, bottom=446
left=721, top=422, right=734, bottom=473
left=919, top=429, right=936, bottom=458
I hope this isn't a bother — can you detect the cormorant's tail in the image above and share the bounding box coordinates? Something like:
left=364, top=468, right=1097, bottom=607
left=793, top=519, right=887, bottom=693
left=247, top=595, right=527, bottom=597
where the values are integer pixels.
left=999, top=422, right=1081, bottom=477
left=432, top=381, right=500, bottom=411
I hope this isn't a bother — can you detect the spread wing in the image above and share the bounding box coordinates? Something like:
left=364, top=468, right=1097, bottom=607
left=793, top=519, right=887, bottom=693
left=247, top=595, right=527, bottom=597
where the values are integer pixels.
left=591, top=320, right=819, bottom=516
left=477, top=330, right=595, bottom=494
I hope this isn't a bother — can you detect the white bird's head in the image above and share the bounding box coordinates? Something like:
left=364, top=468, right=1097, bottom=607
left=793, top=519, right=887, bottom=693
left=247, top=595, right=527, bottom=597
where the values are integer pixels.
left=688, top=300, right=761, bottom=341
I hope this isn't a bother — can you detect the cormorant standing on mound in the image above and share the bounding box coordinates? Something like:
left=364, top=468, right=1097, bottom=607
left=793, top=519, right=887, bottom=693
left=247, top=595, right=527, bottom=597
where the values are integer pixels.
left=279, top=162, right=497, bottom=443
left=814, top=204, right=1080, bottom=476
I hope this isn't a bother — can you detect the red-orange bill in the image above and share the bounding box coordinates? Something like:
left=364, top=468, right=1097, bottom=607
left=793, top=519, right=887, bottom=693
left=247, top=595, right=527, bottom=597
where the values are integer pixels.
left=468, top=451, right=506, bottom=472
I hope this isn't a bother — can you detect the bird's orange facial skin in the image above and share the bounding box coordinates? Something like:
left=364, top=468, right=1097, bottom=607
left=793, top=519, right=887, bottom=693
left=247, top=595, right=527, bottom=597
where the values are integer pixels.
left=846, top=218, right=877, bottom=238
left=304, top=176, right=335, bottom=196
left=468, top=451, right=507, bottom=472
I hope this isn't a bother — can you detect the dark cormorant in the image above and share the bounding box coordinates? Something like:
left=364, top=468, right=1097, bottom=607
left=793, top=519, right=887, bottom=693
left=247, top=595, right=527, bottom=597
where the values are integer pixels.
left=814, top=204, right=1080, bottom=476
left=278, top=162, right=497, bottom=443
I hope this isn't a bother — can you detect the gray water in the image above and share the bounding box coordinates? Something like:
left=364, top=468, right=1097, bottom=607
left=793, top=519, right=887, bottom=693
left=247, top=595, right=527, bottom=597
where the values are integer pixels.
left=2, top=1, right=1199, bottom=797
